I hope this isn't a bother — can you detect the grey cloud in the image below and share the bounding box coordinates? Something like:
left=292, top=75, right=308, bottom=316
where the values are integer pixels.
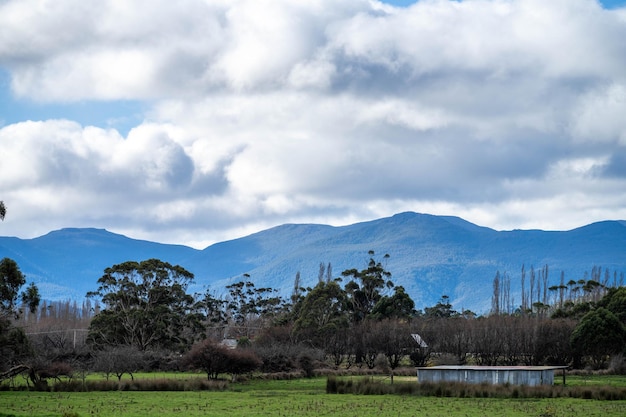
left=603, top=151, right=626, bottom=178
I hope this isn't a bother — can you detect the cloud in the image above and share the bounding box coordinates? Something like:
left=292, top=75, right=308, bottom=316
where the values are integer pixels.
left=1, top=0, right=626, bottom=247
left=571, top=83, right=626, bottom=144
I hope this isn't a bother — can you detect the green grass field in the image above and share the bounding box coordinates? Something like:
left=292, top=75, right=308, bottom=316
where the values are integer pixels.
left=2, top=376, right=626, bottom=417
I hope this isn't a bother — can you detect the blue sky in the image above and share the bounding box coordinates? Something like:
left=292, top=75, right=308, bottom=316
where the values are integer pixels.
left=0, top=70, right=146, bottom=136
left=1, top=0, right=626, bottom=248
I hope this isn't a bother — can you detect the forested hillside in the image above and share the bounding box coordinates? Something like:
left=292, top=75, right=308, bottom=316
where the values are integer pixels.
left=1, top=212, right=625, bottom=312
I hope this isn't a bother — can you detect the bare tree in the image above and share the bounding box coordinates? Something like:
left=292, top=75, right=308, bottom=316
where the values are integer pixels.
left=521, top=265, right=527, bottom=312
left=370, top=319, right=413, bottom=382
left=541, top=265, right=548, bottom=304
left=491, top=272, right=500, bottom=315
left=502, top=273, right=511, bottom=314
left=292, top=271, right=302, bottom=306
left=93, top=346, right=144, bottom=386
left=529, top=265, right=536, bottom=311
left=325, top=262, right=333, bottom=284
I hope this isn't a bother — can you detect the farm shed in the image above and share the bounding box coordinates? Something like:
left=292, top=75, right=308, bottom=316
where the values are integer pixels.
left=416, top=366, right=568, bottom=386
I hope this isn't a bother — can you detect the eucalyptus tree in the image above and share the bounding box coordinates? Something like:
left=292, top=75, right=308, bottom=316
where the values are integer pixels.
left=225, top=277, right=285, bottom=336
left=293, top=281, right=349, bottom=348
left=371, top=286, right=416, bottom=320
left=87, top=259, right=202, bottom=352
left=342, top=251, right=394, bottom=322
left=0, top=258, right=40, bottom=374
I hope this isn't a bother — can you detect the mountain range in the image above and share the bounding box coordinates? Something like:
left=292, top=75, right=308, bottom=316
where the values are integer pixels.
left=1, top=212, right=625, bottom=313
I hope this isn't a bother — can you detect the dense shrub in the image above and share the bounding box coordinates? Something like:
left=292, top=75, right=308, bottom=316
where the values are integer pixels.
left=253, top=343, right=323, bottom=374
left=183, top=339, right=261, bottom=380
left=31, top=377, right=229, bottom=392
left=298, top=355, right=315, bottom=378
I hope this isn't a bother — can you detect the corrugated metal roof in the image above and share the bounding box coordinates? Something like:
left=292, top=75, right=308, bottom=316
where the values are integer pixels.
left=416, top=365, right=568, bottom=370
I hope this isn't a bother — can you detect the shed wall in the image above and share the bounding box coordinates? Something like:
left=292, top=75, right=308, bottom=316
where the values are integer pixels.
left=417, top=368, right=554, bottom=386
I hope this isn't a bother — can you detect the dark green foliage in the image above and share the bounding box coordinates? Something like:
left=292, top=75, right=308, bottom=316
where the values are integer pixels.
left=599, top=286, right=626, bottom=324
left=1, top=258, right=39, bottom=318
left=293, top=281, right=349, bottom=347
left=552, top=300, right=594, bottom=320
left=0, top=201, right=5, bottom=220
left=0, top=258, right=39, bottom=374
left=423, top=295, right=458, bottom=318
left=571, top=307, right=626, bottom=367
left=19, top=283, right=40, bottom=316
left=0, top=325, right=33, bottom=372
left=342, top=251, right=394, bottom=322
left=371, top=286, right=415, bottom=320
left=87, top=259, right=201, bottom=351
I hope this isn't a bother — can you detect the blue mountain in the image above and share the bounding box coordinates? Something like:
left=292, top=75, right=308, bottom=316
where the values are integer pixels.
left=1, top=212, right=625, bottom=313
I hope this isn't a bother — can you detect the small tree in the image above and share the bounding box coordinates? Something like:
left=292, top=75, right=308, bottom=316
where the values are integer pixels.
left=371, top=319, right=413, bottom=381
left=0, top=201, right=5, bottom=221
left=226, top=348, right=262, bottom=381
left=93, top=346, right=144, bottom=386
left=184, top=340, right=229, bottom=379
left=184, top=339, right=260, bottom=381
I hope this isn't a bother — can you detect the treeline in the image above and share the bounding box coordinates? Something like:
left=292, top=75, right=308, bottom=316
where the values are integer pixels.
left=2, top=254, right=626, bottom=390
left=491, top=264, right=624, bottom=316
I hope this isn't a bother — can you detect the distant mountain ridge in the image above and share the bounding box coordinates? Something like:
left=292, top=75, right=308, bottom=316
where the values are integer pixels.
left=1, top=212, right=625, bottom=313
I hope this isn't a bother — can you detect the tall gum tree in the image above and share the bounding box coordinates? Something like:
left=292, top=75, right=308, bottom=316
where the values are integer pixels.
left=342, top=251, right=394, bottom=322
left=87, top=259, right=201, bottom=352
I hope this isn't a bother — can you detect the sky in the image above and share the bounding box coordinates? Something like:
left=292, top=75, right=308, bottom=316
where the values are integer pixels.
left=1, top=0, right=626, bottom=249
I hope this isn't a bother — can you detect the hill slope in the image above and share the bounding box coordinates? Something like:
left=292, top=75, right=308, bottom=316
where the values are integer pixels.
left=1, top=212, right=625, bottom=313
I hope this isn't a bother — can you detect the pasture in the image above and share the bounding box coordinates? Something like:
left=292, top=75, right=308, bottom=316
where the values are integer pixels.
left=1, top=375, right=626, bottom=417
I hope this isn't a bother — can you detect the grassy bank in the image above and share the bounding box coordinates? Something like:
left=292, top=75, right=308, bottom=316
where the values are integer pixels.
left=1, top=377, right=626, bottom=417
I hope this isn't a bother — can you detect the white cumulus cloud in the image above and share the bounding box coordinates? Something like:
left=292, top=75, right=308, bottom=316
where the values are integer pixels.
left=0, top=0, right=625, bottom=247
